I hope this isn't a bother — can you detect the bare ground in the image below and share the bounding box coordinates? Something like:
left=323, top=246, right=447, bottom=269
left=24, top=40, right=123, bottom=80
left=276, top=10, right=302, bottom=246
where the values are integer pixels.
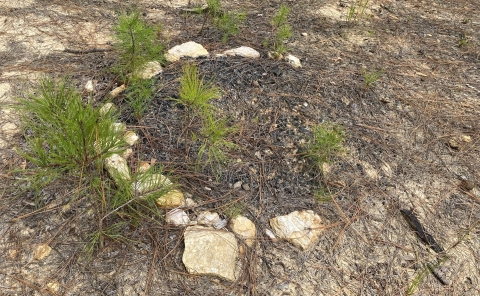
left=1, top=0, right=480, bottom=295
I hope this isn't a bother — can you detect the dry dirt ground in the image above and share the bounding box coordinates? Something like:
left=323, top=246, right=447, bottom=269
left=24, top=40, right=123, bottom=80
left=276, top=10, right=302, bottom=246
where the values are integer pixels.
left=1, top=0, right=480, bottom=295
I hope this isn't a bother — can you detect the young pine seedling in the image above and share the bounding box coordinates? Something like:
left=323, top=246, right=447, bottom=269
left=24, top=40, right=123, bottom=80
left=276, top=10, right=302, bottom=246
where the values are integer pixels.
left=177, top=63, right=221, bottom=112
left=197, top=113, right=239, bottom=174
left=302, top=122, right=347, bottom=168
left=113, top=11, right=164, bottom=79
left=363, top=67, right=382, bottom=87
left=266, top=4, right=292, bottom=56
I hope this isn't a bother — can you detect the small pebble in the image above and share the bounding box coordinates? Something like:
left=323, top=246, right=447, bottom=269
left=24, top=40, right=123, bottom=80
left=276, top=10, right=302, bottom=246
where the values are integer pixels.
left=461, top=180, right=475, bottom=191
left=233, top=181, right=243, bottom=189
left=242, top=183, right=250, bottom=191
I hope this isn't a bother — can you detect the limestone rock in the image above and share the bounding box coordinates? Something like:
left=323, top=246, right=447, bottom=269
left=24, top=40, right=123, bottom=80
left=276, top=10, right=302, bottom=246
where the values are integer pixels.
left=123, top=131, right=138, bottom=146
left=182, top=225, right=238, bottom=281
left=133, top=174, right=172, bottom=194
left=270, top=210, right=324, bottom=250
left=137, top=61, right=163, bottom=79
left=110, top=84, right=125, bottom=98
left=104, top=154, right=131, bottom=182
left=156, top=189, right=185, bottom=209
left=163, top=0, right=206, bottom=9
left=99, top=103, right=116, bottom=116
left=286, top=54, right=302, bottom=68
left=197, top=211, right=220, bottom=226
left=165, top=41, right=209, bottom=62
left=84, top=80, right=94, bottom=92
left=229, top=215, right=256, bottom=247
left=33, top=244, right=52, bottom=260
left=166, top=209, right=191, bottom=226
left=1, top=122, right=19, bottom=136
left=221, top=46, right=260, bottom=58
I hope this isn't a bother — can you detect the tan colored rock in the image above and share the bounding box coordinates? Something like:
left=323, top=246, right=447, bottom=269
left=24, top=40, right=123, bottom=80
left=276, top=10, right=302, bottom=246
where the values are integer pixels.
left=182, top=225, right=238, bottom=281
left=270, top=210, right=324, bottom=250
left=165, top=41, right=209, bottom=62
left=104, top=154, right=131, bottom=182
left=156, top=189, right=185, bottom=209
left=110, top=84, right=126, bottom=98
left=33, top=244, right=52, bottom=260
left=229, top=215, right=256, bottom=247
left=1, top=122, right=19, bottom=136
left=46, top=281, right=60, bottom=293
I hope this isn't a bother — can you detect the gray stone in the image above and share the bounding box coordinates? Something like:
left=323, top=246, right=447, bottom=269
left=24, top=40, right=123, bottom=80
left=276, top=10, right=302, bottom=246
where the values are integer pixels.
left=270, top=210, right=324, bottom=250
left=182, top=225, right=238, bottom=281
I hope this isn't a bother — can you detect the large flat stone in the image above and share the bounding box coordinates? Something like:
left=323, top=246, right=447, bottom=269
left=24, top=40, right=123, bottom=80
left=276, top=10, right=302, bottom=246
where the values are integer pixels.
left=182, top=225, right=238, bottom=281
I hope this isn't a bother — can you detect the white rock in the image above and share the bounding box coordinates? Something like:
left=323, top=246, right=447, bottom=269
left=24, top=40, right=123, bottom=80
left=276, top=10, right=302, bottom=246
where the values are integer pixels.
left=265, top=229, right=277, bottom=241
left=121, top=148, right=133, bottom=159
left=183, top=197, right=197, bottom=208
left=137, top=61, right=163, bottom=79
left=156, top=189, right=185, bottom=209
left=99, top=103, right=116, bottom=116
left=229, top=216, right=256, bottom=247
left=166, top=209, right=191, bottom=226
left=112, top=122, right=126, bottom=133
left=233, top=181, right=243, bottom=189
left=270, top=210, right=324, bottom=250
left=197, top=211, right=221, bottom=226
left=104, top=154, right=131, bottom=182
left=133, top=174, right=172, bottom=194
left=182, top=225, right=238, bottom=281
left=110, top=84, right=126, bottom=98
left=123, top=131, right=138, bottom=146
left=84, top=80, right=94, bottom=92
left=163, top=0, right=206, bottom=9
left=46, top=282, right=60, bottom=293
left=301, top=32, right=308, bottom=36
left=165, top=41, right=209, bottom=62
left=221, top=46, right=260, bottom=58
left=286, top=54, right=302, bottom=68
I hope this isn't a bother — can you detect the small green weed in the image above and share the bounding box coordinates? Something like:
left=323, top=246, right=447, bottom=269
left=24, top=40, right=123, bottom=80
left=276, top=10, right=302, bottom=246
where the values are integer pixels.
left=265, top=4, right=293, bottom=56
left=346, top=0, right=370, bottom=25
left=303, top=122, right=346, bottom=168
left=363, top=67, right=383, bottom=87
left=223, top=201, right=245, bottom=219
left=177, top=63, right=221, bottom=112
